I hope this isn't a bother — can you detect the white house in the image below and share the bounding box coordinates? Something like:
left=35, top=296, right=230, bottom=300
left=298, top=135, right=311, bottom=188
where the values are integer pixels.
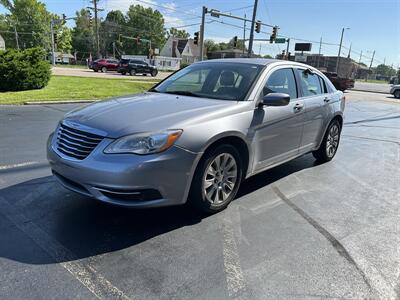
left=160, top=37, right=202, bottom=64
left=0, top=34, right=5, bottom=50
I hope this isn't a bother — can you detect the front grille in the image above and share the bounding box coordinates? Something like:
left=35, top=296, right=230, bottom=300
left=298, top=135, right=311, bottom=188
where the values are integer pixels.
left=55, top=122, right=104, bottom=160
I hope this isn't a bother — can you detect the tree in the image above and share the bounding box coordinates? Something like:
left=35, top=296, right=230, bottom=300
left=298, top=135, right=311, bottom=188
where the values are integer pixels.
left=71, top=9, right=95, bottom=59
left=168, top=27, right=189, bottom=39
left=375, top=64, right=393, bottom=76
left=0, top=0, right=52, bottom=50
left=56, top=26, right=72, bottom=53
left=124, top=5, right=165, bottom=56
left=100, top=10, right=126, bottom=57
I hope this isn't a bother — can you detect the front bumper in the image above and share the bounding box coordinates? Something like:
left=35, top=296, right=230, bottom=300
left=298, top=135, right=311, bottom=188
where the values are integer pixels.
left=47, top=134, right=199, bottom=208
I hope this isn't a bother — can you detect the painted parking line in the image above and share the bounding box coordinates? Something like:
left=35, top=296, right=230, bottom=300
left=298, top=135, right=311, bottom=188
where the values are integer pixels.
left=0, top=161, right=39, bottom=170
left=0, top=196, right=131, bottom=300
left=221, top=209, right=248, bottom=299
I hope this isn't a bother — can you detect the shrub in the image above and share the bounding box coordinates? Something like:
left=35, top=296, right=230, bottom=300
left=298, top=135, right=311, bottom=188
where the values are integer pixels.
left=0, top=47, right=51, bottom=92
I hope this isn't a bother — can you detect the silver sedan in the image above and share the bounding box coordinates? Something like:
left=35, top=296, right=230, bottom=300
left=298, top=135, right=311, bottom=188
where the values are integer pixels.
left=47, top=58, right=345, bottom=213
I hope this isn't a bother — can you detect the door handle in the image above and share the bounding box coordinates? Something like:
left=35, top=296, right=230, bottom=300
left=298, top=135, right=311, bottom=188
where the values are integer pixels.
left=293, top=103, right=304, bottom=112
left=324, top=97, right=331, bottom=103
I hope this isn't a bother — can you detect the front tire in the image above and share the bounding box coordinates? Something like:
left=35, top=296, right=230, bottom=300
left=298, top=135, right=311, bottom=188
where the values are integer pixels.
left=189, top=145, right=243, bottom=214
left=101, top=67, right=107, bottom=73
left=130, top=69, right=136, bottom=76
left=151, top=70, right=158, bottom=77
left=394, top=90, right=400, bottom=99
left=312, top=119, right=341, bottom=163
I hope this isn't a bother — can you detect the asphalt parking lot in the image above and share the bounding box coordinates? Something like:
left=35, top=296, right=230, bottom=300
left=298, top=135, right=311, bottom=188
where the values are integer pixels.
left=0, top=91, right=399, bottom=299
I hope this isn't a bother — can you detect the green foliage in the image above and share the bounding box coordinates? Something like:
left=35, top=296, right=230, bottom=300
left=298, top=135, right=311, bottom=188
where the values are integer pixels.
left=71, top=9, right=95, bottom=57
left=168, top=27, right=190, bottom=39
left=0, top=47, right=51, bottom=91
left=0, top=0, right=52, bottom=49
left=124, top=5, right=166, bottom=56
left=374, top=64, right=396, bottom=77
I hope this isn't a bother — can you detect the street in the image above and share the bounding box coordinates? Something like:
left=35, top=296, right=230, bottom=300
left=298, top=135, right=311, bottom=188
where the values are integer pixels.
left=0, top=91, right=399, bottom=299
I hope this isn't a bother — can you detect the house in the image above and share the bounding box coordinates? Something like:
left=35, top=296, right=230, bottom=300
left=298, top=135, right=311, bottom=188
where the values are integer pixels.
left=160, top=37, right=203, bottom=64
left=49, top=52, right=75, bottom=64
left=0, top=34, right=5, bottom=50
left=207, top=48, right=245, bottom=59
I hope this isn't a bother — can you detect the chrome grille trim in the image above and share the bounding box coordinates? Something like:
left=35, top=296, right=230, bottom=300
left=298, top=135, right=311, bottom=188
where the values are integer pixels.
left=55, top=121, right=104, bottom=160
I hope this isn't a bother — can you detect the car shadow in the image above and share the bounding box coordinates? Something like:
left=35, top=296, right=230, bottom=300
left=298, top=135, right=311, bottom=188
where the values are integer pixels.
left=0, top=154, right=318, bottom=265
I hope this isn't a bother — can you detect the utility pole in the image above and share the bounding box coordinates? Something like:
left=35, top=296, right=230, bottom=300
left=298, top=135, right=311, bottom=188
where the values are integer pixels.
left=50, top=20, right=56, bottom=66
left=383, top=57, right=386, bottom=65
left=317, top=37, right=322, bottom=68
left=87, top=0, right=103, bottom=59
left=258, top=43, right=262, bottom=55
left=248, top=0, right=259, bottom=57
left=13, top=24, right=19, bottom=49
left=243, top=14, right=246, bottom=55
left=113, top=42, right=116, bottom=58
left=199, top=6, right=207, bottom=61
left=336, top=27, right=345, bottom=74
left=367, top=50, right=375, bottom=81
left=358, top=50, right=362, bottom=63
left=347, top=43, right=352, bottom=58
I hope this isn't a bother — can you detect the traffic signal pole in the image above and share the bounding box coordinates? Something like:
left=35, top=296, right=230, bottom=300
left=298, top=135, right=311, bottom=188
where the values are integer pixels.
left=199, top=6, right=207, bottom=61
left=248, top=0, right=259, bottom=57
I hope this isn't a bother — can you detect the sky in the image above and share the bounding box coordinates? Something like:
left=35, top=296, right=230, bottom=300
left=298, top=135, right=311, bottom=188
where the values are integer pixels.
left=1, top=0, right=399, bottom=67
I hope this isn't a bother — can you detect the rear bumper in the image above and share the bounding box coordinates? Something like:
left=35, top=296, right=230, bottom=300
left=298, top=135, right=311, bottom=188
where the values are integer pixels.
left=47, top=134, right=200, bottom=208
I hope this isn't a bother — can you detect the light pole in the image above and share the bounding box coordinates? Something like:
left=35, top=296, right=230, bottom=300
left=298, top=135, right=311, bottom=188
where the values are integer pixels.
left=336, top=27, right=350, bottom=74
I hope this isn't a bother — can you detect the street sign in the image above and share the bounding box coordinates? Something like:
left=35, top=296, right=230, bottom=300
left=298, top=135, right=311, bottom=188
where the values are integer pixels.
left=274, top=38, right=286, bottom=44
left=295, top=54, right=308, bottom=62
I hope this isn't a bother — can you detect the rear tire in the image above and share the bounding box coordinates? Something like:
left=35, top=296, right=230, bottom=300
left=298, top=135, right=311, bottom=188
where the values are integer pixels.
left=189, top=145, right=243, bottom=214
left=151, top=70, right=158, bottom=77
left=121, top=72, right=126, bottom=75
left=94, top=69, right=98, bottom=72
left=394, top=90, right=400, bottom=99
left=101, top=67, right=107, bottom=73
left=312, top=119, right=341, bottom=163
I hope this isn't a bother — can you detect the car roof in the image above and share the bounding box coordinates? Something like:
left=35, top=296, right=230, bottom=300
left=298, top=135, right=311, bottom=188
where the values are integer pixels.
left=193, top=58, right=315, bottom=69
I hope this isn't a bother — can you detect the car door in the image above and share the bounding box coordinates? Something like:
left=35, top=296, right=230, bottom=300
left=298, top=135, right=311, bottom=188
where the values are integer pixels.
left=251, top=67, right=305, bottom=171
left=295, top=68, right=326, bottom=153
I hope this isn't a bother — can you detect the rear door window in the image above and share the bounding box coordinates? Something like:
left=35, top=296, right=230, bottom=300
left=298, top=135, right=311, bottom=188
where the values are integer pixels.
left=318, top=76, right=327, bottom=93
left=296, top=69, right=322, bottom=97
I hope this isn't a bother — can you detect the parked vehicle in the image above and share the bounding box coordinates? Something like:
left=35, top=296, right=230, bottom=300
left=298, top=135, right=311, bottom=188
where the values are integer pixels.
left=323, top=72, right=354, bottom=91
left=390, top=85, right=400, bottom=98
left=90, top=59, right=119, bottom=72
left=47, top=59, right=345, bottom=213
left=118, top=59, right=158, bottom=76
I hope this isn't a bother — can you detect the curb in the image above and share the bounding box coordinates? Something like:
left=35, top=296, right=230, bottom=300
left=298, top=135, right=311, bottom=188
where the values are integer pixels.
left=24, top=100, right=96, bottom=105
left=349, top=89, right=391, bottom=95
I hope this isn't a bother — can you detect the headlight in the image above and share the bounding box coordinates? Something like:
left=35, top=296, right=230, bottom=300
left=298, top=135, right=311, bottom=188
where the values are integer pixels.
left=104, top=129, right=182, bottom=155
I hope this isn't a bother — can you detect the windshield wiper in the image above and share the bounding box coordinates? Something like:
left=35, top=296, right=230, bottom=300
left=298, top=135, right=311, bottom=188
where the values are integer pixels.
left=164, top=91, right=201, bottom=97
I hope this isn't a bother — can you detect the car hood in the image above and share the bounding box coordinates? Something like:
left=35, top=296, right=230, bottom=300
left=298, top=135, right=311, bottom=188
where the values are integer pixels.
left=63, top=93, right=241, bottom=138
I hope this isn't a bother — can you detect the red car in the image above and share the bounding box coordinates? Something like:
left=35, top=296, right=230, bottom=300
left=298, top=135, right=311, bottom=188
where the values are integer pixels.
left=90, top=59, right=119, bottom=73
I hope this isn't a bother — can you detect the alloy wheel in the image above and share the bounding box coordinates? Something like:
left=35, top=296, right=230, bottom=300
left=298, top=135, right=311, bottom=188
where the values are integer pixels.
left=326, top=124, right=340, bottom=158
left=202, top=153, right=238, bottom=205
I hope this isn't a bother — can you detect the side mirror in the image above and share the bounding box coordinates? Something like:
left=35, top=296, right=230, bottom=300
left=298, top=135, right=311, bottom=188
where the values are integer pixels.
left=260, top=93, right=290, bottom=107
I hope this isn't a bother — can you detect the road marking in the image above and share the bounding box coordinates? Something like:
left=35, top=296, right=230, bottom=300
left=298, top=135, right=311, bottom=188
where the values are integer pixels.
left=0, top=196, right=131, bottom=300
left=221, top=209, right=247, bottom=299
left=0, top=161, right=39, bottom=170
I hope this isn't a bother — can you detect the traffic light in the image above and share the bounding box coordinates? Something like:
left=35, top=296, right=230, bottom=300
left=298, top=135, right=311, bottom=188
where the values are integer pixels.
left=233, top=36, right=238, bottom=48
left=193, top=31, right=199, bottom=45
left=53, top=33, right=58, bottom=44
left=269, top=26, right=278, bottom=43
left=62, top=14, right=67, bottom=24
left=255, top=20, right=261, bottom=33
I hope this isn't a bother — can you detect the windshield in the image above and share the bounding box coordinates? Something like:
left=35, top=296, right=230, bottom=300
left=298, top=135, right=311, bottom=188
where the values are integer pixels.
left=151, top=62, right=263, bottom=101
